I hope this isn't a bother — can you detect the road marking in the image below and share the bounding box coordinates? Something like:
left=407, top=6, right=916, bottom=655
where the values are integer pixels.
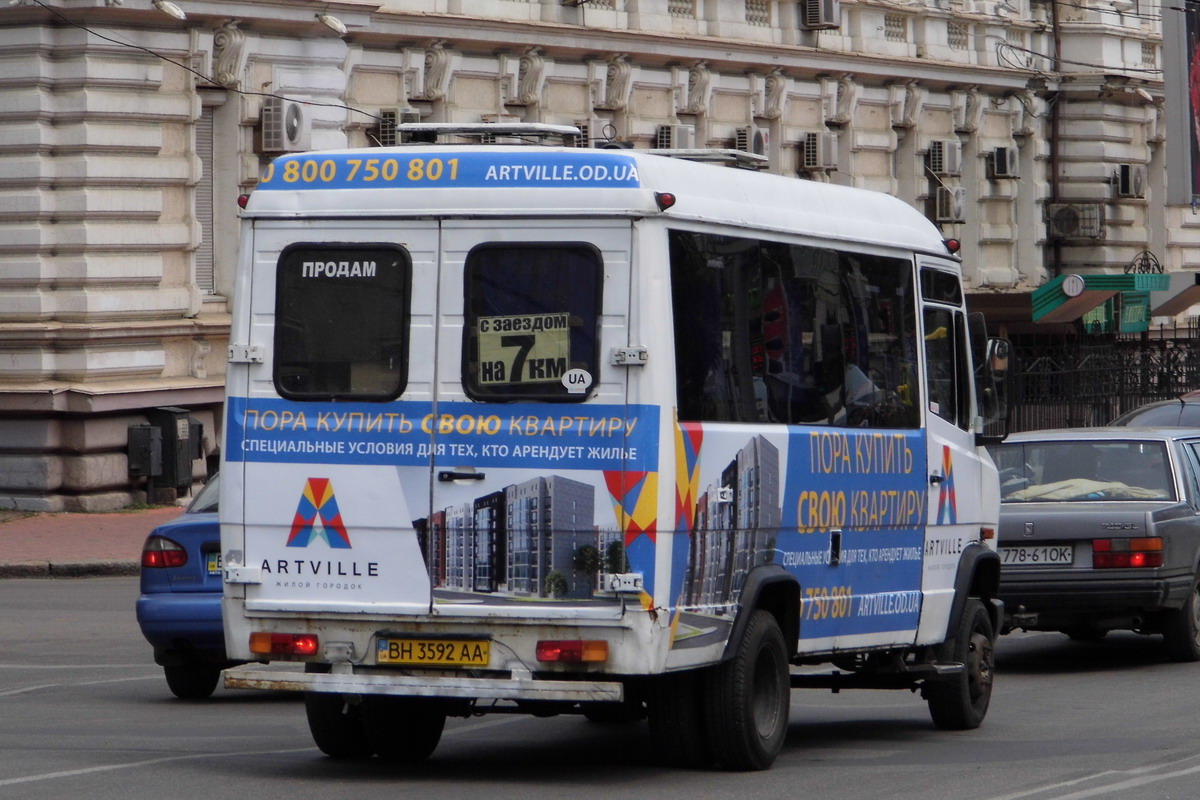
left=0, top=749, right=314, bottom=788
left=0, top=703, right=524, bottom=787
left=0, top=674, right=159, bottom=696
left=982, top=754, right=1200, bottom=800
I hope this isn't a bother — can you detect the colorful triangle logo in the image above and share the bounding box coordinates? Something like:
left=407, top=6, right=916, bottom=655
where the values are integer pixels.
left=286, top=478, right=352, bottom=549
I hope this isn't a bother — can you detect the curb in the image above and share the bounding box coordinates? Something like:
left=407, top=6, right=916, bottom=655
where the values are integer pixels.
left=0, top=561, right=139, bottom=579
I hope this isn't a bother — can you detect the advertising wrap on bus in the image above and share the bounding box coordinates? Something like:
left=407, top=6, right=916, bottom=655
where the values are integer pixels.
left=227, top=395, right=930, bottom=639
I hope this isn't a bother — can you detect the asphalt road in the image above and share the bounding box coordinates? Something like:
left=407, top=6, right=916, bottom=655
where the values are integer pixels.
left=2, top=576, right=1200, bottom=800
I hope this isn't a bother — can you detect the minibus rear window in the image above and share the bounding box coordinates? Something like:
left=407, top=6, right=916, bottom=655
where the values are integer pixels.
left=463, top=243, right=602, bottom=402
left=274, top=244, right=410, bottom=401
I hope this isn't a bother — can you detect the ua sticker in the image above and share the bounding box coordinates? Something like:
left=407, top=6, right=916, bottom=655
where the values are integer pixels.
left=287, top=478, right=352, bottom=549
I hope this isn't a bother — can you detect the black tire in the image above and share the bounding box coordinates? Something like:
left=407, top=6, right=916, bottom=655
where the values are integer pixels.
left=647, top=669, right=713, bottom=768
left=163, top=664, right=221, bottom=700
left=926, top=598, right=995, bottom=730
left=304, top=692, right=374, bottom=759
left=703, top=609, right=790, bottom=771
left=1163, top=577, right=1200, bottom=662
left=360, top=696, right=446, bottom=763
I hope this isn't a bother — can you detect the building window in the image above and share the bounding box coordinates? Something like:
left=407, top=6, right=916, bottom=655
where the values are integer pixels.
left=195, top=106, right=216, bottom=294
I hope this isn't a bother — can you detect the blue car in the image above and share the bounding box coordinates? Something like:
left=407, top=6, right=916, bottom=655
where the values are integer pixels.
left=136, top=474, right=240, bottom=699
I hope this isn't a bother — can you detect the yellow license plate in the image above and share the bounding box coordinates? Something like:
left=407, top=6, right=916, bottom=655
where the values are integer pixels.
left=376, top=638, right=490, bottom=667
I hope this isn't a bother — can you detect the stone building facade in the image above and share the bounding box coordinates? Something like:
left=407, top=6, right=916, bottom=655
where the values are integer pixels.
left=0, top=0, right=1187, bottom=508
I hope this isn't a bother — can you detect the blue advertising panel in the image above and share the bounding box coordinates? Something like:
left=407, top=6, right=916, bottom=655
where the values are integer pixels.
left=226, top=396, right=658, bottom=472
left=672, top=425, right=927, bottom=642
left=255, top=151, right=642, bottom=191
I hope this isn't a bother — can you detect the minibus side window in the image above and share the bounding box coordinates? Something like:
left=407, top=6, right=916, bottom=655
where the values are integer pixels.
left=922, top=305, right=971, bottom=429
left=463, top=243, right=602, bottom=402
left=273, top=244, right=410, bottom=401
left=670, top=230, right=918, bottom=428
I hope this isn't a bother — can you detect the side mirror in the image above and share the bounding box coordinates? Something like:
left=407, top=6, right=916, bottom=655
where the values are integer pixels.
left=975, top=337, right=1012, bottom=445
left=987, top=337, right=1010, bottom=381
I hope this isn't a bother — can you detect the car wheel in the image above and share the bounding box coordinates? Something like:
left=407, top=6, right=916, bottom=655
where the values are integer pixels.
left=163, top=664, right=221, bottom=700
left=1163, top=577, right=1200, bottom=663
left=305, top=692, right=374, bottom=758
left=360, top=696, right=446, bottom=762
left=703, top=609, right=790, bottom=771
left=925, top=598, right=995, bottom=730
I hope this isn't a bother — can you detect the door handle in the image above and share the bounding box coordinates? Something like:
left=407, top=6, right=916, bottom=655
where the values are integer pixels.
left=438, top=470, right=486, bottom=482
left=929, top=473, right=944, bottom=484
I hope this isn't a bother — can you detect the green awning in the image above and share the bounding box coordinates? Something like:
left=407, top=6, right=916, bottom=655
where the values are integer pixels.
left=1150, top=272, right=1200, bottom=317
left=1032, top=273, right=1170, bottom=323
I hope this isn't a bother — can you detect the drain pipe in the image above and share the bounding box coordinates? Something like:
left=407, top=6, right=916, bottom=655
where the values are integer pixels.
left=1049, top=0, right=1064, bottom=276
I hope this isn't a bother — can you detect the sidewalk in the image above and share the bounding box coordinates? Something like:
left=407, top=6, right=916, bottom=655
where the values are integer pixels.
left=0, top=504, right=185, bottom=578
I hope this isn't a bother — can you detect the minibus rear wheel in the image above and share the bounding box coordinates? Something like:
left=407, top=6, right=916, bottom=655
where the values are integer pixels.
left=360, top=696, right=446, bottom=762
left=704, top=609, right=790, bottom=771
left=304, top=692, right=373, bottom=759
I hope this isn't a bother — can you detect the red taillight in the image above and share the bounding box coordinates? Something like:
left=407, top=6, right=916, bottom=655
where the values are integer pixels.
left=1093, top=537, right=1164, bottom=569
left=141, top=536, right=187, bottom=569
left=536, top=640, right=608, bottom=663
left=249, top=632, right=320, bottom=656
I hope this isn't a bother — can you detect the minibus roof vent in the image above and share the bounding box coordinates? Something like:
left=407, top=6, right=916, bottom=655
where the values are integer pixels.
left=646, top=148, right=769, bottom=170
left=394, top=123, right=582, bottom=145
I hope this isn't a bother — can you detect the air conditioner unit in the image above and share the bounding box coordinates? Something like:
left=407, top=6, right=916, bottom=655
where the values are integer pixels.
left=656, top=124, right=696, bottom=149
left=935, top=186, right=967, bottom=223
left=801, top=132, right=838, bottom=170
left=570, top=118, right=611, bottom=148
left=371, top=108, right=422, bottom=147
left=928, top=139, right=963, bottom=177
left=800, top=0, right=842, bottom=29
left=1046, top=203, right=1106, bottom=239
left=261, top=96, right=311, bottom=152
left=988, top=146, right=1018, bottom=179
left=735, top=126, right=770, bottom=156
left=1116, top=164, right=1146, bottom=198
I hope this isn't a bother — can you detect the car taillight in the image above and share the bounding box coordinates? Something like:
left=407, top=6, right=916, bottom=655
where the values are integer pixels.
left=249, top=632, right=320, bottom=656
left=536, top=640, right=609, bottom=663
left=141, top=536, right=187, bottom=569
left=1093, top=537, right=1164, bottom=568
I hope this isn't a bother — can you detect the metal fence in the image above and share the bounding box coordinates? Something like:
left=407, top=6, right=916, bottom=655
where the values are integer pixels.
left=1009, top=321, right=1200, bottom=432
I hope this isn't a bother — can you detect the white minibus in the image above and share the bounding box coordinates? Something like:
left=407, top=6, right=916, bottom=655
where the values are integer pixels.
left=221, top=125, right=1009, bottom=770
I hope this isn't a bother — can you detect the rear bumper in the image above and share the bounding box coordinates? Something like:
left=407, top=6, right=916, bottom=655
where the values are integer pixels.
left=136, top=592, right=226, bottom=655
left=998, top=572, right=1192, bottom=629
left=224, top=663, right=624, bottom=703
